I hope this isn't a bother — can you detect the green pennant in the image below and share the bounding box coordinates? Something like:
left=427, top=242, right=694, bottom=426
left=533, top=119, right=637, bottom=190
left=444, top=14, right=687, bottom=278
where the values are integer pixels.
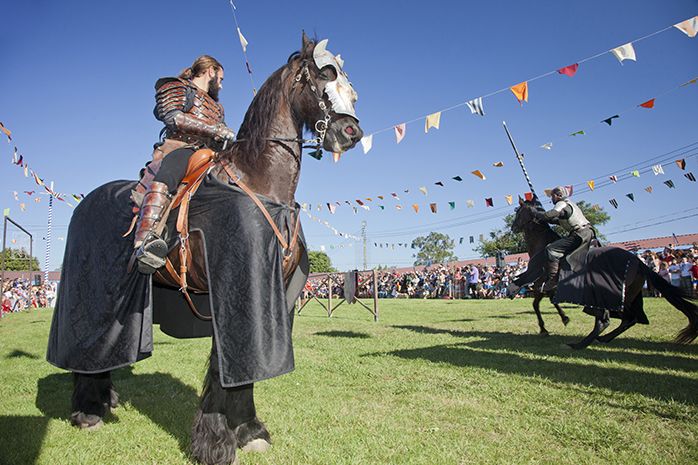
left=307, top=149, right=323, bottom=160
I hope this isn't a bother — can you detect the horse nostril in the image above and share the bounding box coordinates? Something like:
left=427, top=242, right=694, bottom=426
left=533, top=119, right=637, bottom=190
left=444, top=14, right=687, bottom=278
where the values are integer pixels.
left=344, top=126, right=355, bottom=136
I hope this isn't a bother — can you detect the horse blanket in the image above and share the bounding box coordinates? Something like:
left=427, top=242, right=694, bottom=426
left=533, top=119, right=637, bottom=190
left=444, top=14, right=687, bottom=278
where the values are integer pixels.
left=513, top=245, right=644, bottom=320
left=47, top=174, right=309, bottom=387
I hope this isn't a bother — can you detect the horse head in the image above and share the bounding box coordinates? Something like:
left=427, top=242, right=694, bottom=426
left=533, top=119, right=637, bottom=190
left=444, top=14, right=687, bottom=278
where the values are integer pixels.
left=512, top=197, right=543, bottom=233
left=285, top=32, right=363, bottom=154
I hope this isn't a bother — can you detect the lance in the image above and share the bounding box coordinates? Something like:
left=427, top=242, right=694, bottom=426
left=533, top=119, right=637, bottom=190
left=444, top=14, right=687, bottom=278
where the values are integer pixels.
left=502, top=121, right=543, bottom=206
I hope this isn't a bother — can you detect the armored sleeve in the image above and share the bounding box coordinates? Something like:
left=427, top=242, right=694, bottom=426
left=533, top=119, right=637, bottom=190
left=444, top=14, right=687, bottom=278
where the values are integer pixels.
left=154, top=79, right=191, bottom=131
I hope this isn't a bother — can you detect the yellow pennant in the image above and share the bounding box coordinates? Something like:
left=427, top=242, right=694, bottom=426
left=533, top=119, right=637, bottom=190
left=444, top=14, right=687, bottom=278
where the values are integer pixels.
left=587, top=180, right=595, bottom=190
left=424, top=112, right=441, bottom=133
left=510, top=81, right=528, bottom=104
left=505, top=195, right=513, bottom=205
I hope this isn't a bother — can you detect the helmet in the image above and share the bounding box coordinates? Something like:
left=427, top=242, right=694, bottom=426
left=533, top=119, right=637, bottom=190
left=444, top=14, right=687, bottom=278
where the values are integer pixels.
left=551, top=185, right=568, bottom=199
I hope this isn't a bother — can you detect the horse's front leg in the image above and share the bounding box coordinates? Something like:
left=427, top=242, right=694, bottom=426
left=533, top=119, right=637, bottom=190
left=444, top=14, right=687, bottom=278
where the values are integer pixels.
left=567, top=308, right=609, bottom=350
left=532, top=292, right=548, bottom=335
left=551, top=299, right=570, bottom=326
left=70, top=371, right=118, bottom=430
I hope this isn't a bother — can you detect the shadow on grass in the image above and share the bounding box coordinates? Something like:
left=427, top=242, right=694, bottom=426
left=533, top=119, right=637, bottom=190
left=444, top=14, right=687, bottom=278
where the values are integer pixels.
left=314, top=330, right=371, bottom=339
left=6, top=349, right=41, bottom=359
left=378, top=324, right=698, bottom=404
left=36, top=367, right=200, bottom=458
left=0, top=415, right=50, bottom=464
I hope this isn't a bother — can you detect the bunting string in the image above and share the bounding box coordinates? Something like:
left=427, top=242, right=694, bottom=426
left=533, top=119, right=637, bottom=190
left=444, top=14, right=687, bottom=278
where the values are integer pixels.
left=228, top=1, right=257, bottom=96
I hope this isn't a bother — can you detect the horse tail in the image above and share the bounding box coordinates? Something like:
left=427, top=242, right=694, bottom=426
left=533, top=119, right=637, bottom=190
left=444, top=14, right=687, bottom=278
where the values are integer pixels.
left=641, top=263, right=698, bottom=344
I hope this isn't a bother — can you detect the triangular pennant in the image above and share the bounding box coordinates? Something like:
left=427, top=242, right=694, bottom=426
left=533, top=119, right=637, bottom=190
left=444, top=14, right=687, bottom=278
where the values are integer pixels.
left=419, top=186, right=428, bottom=195
left=609, top=175, right=618, bottom=183
left=570, top=130, right=585, bottom=136
left=645, top=186, right=653, bottom=193
left=492, top=161, right=504, bottom=167
left=469, top=236, right=474, bottom=244
left=609, top=198, right=619, bottom=209
left=602, top=115, right=620, bottom=126
left=425, top=112, right=441, bottom=133
left=557, top=63, right=579, bottom=77
left=652, top=164, right=664, bottom=175
left=448, top=201, right=456, bottom=210
left=452, top=176, right=463, bottom=182
left=631, top=170, right=640, bottom=177
left=394, top=123, right=406, bottom=144
left=360, top=134, right=373, bottom=154
left=587, top=180, right=595, bottom=190
left=466, top=97, right=485, bottom=116
left=327, top=203, right=336, bottom=214
left=429, top=203, right=437, bottom=214
left=610, top=42, right=636, bottom=62
left=485, top=198, right=493, bottom=207
left=626, top=193, right=635, bottom=202
left=466, top=200, right=474, bottom=208
left=471, top=170, right=486, bottom=180
left=237, top=27, right=249, bottom=52
left=412, top=204, right=419, bottom=213
left=0, top=122, right=11, bottom=141
left=391, top=192, right=400, bottom=200
left=681, top=78, right=697, bottom=87
left=674, top=16, right=698, bottom=38
left=459, top=237, right=464, bottom=244
left=685, top=172, right=696, bottom=182
left=524, top=192, right=534, bottom=201
left=377, top=195, right=384, bottom=200
left=355, top=199, right=364, bottom=206
left=664, top=180, right=675, bottom=188
left=434, top=181, right=444, bottom=187
left=505, top=195, right=513, bottom=205
left=540, top=142, right=553, bottom=150
left=639, top=98, right=655, bottom=109
left=675, top=159, right=686, bottom=170
left=510, top=81, right=528, bottom=104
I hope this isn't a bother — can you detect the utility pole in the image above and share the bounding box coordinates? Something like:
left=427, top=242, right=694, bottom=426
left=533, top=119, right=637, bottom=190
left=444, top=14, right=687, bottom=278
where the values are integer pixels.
left=361, top=220, right=367, bottom=271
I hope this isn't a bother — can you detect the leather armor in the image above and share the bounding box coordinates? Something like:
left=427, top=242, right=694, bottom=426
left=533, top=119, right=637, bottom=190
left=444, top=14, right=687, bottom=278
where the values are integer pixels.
left=153, top=77, right=233, bottom=149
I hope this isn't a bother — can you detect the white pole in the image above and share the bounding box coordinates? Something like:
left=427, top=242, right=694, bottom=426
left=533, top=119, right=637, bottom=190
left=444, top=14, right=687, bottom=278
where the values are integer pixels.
left=44, top=183, right=53, bottom=284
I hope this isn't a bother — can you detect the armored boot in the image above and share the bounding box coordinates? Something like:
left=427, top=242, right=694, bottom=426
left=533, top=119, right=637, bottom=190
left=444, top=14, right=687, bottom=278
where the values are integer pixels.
left=134, top=181, right=171, bottom=274
left=541, top=260, right=559, bottom=293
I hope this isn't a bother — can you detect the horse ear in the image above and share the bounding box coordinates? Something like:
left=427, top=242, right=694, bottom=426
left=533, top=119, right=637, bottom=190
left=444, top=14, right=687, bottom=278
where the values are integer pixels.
left=301, top=31, right=314, bottom=58
left=518, top=196, right=524, bottom=206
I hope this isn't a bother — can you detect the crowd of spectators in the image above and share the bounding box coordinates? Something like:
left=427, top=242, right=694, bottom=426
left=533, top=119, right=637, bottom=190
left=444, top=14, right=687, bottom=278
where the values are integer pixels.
left=306, top=259, right=531, bottom=300
left=305, top=244, right=698, bottom=301
left=1, top=278, right=57, bottom=317
left=641, top=243, right=698, bottom=296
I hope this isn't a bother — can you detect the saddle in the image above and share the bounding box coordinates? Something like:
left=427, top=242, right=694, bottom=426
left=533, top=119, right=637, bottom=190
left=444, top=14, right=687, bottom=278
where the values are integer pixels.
left=128, top=148, right=302, bottom=321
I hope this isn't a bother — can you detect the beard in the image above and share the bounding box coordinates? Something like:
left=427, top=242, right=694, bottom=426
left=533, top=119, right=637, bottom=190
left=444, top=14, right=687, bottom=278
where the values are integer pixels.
left=207, top=77, right=221, bottom=101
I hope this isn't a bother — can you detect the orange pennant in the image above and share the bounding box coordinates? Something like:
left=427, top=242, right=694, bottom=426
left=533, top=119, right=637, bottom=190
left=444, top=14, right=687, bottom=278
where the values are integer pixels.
left=510, top=81, right=528, bottom=104
left=411, top=204, right=419, bottom=214
left=471, top=170, right=486, bottom=180
left=639, top=98, right=655, bottom=109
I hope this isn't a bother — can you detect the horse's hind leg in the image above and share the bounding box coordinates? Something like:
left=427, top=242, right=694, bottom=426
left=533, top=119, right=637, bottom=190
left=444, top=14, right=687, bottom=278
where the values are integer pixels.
left=567, top=308, right=610, bottom=350
left=551, top=299, right=570, bottom=326
left=532, top=293, right=549, bottom=335
left=192, top=338, right=238, bottom=465
left=598, top=294, right=641, bottom=343
left=71, top=371, right=114, bottom=430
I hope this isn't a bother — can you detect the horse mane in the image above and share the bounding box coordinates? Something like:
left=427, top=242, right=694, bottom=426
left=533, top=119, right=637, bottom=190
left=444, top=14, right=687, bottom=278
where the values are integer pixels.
left=522, top=200, right=561, bottom=242
left=218, top=45, right=311, bottom=171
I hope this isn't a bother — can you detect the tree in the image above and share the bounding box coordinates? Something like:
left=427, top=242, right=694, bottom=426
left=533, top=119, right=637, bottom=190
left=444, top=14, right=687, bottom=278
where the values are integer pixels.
left=475, top=200, right=610, bottom=257
left=308, top=250, right=336, bottom=273
left=411, top=232, right=457, bottom=266
left=0, top=247, right=40, bottom=271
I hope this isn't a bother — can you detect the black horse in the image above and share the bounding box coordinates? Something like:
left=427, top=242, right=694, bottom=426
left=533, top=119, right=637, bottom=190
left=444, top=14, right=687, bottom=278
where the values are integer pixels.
left=510, top=202, right=570, bottom=335
left=511, top=199, right=698, bottom=349
left=46, top=33, right=362, bottom=465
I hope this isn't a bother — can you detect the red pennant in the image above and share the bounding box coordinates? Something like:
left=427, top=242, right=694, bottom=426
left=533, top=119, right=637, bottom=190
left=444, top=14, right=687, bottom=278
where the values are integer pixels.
left=557, top=63, right=579, bottom=77
left=524, top=192, right=533, bottom=201
left=485, top=198, right=494, bottom=207
left=639, top=98, right=655, bottom=109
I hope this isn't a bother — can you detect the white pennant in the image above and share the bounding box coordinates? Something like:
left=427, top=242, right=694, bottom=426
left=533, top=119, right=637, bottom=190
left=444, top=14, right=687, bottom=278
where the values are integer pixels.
left=610, top=42, right=636, bottom=63
left=237, top=28, right=249, bottom=53
left=466, top=97, right=485, bottom=116
left=360, top=134, right=373, bottom=154
left=674, top=16, right=698, bottom=38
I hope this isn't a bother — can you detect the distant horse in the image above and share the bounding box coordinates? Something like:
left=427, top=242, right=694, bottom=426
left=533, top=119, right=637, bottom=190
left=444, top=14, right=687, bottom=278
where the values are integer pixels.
left=47, top=33, right=363, bottom=465
left=511, top=199, right=698, bottom=349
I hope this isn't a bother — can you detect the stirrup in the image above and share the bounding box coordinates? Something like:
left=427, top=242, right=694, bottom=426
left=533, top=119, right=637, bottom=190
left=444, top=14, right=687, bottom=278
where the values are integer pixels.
left=136, top=234, right=169, bottom=274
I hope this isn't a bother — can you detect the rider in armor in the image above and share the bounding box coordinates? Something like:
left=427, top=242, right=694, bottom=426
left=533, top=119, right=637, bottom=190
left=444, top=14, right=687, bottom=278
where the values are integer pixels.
left=134, top=55, right=235, bottom=274
left=534, top=186, right=594, bottom=292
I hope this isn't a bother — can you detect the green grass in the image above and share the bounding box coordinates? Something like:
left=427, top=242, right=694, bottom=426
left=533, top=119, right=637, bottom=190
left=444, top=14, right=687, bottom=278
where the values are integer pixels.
left=1, top=298, right=697, bottom=465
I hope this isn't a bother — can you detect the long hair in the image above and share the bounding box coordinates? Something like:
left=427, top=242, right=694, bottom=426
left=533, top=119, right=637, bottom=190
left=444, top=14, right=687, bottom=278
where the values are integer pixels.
left=179, top=55, right=224, bottom=80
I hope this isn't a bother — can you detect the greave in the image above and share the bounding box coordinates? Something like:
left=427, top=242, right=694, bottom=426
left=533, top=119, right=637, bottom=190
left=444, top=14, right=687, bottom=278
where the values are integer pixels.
left=134, top=181, right=171, bottom=274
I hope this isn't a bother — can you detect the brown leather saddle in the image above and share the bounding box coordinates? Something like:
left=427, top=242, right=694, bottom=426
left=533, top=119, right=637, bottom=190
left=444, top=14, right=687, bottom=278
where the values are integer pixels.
left=128, top=148, right=301, bottom=321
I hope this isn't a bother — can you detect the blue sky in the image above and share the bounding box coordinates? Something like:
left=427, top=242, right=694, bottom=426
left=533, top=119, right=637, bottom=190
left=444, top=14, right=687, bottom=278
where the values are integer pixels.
left=1, top=1, right=697, bottom=271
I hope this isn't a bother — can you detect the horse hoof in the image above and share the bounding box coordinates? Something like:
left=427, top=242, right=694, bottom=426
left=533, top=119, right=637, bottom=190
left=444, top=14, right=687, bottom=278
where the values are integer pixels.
left=70, top=412, right=104, bottom=430
left=241, top=438, right=271, bottom=453
left=109, top=388, right=120, bottom=409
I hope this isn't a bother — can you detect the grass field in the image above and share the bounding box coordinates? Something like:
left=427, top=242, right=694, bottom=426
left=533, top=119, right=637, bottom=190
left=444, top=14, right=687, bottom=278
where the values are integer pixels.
left=1, top=298, right=697, bottom=465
